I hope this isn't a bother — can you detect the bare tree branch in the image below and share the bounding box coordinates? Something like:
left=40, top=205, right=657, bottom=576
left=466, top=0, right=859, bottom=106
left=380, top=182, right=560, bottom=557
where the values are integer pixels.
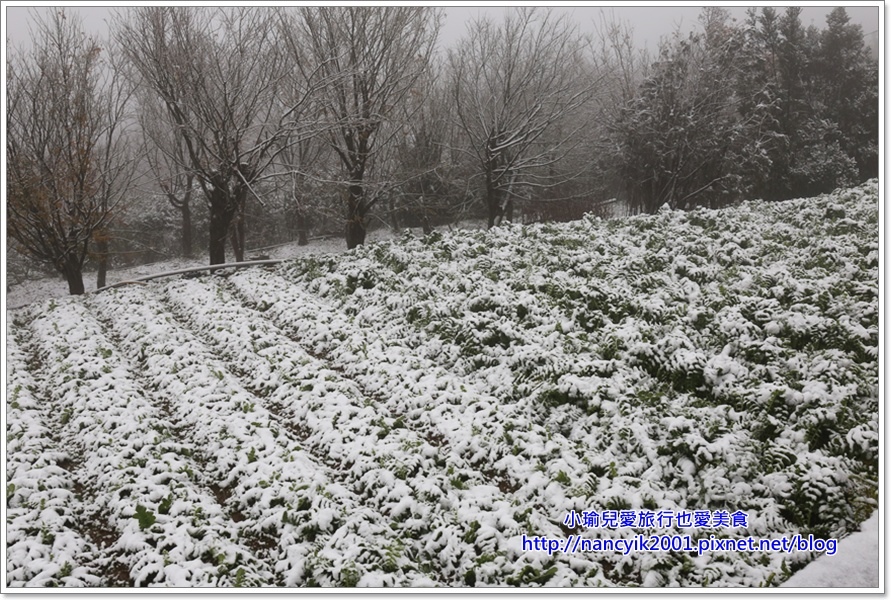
left=448, top=7, right=600, bottom=228
left=7, top=8, right=136, bottom=294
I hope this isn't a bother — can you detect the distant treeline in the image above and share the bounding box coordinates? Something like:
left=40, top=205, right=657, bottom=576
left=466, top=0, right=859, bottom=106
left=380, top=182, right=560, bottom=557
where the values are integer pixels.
left=6, top=7, right=877, bottom=294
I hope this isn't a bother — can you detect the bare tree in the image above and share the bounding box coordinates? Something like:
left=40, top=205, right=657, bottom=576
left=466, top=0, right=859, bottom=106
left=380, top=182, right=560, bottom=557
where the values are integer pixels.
left=7, top=9, right=135, bottom=294
left=388, top=64, right=469, bottom=233
left=267, top=38, right=332, bottom=248
left=274, top=125, right=328, bottom=247
left=280, top=7, right=442, bottom=249
left=448, top=8, right=599, bottom=228
left=115, top=7, right=302, bottom=264
left=138, top=94, right=196, bottom=258
left=581, top=12, right=653, bottom=213
left=590, top=11, right=651, bottom=129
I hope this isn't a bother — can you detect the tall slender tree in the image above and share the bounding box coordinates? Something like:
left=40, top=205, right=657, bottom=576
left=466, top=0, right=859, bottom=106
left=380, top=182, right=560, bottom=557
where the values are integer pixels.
left=387, top=64, right=468, bottom=233
left=449, top=8, right=598, bottom=228
left=115, top=7, right=303, bottom=264
left=773, top=7, right=859, bottom=198
left=138, top=94, right=197, bottom=258
left=7, top=9, right=135, bottom=294
left=280, top=7, right=442, bottom=248
left=614, top=10, right=775, bottom=213
left=818, top=7, right=878, bottom=180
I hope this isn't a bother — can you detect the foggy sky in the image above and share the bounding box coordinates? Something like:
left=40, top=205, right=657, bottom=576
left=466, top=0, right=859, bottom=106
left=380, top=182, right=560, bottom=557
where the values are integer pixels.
left=439, top=5, right=879, bottom=53
left=4, top=4, right=881, bottom=56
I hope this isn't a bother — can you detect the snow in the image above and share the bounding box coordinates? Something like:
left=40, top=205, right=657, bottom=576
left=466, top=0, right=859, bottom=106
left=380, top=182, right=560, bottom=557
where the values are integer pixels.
left=6, top=229, right=403, bottom=311
left=781, top=510, right=879, bottom=589
left=4, top=181, right=879, bottom=587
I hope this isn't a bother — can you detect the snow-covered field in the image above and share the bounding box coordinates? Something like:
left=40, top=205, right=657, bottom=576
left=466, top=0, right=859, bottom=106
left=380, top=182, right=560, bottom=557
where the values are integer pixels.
left=5, top=229, right=405, bottom=311
left=5, top=181, right=879, bottom=587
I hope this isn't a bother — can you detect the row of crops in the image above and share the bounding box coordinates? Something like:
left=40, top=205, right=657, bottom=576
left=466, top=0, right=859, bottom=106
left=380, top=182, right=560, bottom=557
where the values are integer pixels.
left=6, top=180, right=878, bottom=587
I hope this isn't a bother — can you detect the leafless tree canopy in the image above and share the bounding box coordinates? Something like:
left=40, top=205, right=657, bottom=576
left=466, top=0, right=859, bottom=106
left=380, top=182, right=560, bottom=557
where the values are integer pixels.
left=279, top=7, right=442, bottom=248
left=7, top=9, right=135, bottom=294
left=115, top=7, right=302, bottom=264
left=449, top=8, right=599, bottom=227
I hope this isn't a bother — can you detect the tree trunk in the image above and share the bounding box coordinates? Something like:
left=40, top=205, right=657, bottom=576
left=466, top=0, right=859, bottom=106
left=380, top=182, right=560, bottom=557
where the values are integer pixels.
left=208, top=188, right=230, bottom=265
left=230, top=213, right=245, bottom=262
left=230, top=186, right=247, bottom=262
left=181, top=202, right=193, bottom=258
left=485, top=174, right=503, bottom=228
left=62, top=256, right=85, bottom=295
left=345, top=182, right=367, bottom=250
left=295, top=207, right=309, bottom=246
left=209, top=210, right=228, bottom=265
left=389, top=197, right=401, bottom=233
left=95, top=236, right=109, bottom=290
left=346, top=217, right=367, bottom=249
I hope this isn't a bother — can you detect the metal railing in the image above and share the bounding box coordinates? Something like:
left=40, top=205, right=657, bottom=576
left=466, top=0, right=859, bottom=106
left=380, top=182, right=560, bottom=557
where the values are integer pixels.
left=93, top=259, right=284, bottom=293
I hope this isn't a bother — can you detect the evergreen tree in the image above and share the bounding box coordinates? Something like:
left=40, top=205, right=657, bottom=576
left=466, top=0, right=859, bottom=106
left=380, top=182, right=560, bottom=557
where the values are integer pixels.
left=768, top=7, right=859, bottom=199
left=615, top=10, right=773, bottom=213
left=735, top=8, right=785, bottom=201
left=818, top=7, right=878, bottom=180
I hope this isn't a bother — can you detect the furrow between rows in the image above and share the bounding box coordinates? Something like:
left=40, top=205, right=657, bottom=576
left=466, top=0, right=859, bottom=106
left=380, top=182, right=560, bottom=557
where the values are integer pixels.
left=25, top=299, right=270, bottom=586
left=225, top=268, right=592, bottom=584
left=90, top=285, right=433, bottom=586
left=6, top=318, right=98, bottom=587
left=158, top=276, right=483, bottom=585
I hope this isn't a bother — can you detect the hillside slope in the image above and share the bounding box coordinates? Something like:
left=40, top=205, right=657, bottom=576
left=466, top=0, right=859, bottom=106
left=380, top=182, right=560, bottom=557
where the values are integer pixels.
left=6, top=181, right=879, bottom=587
